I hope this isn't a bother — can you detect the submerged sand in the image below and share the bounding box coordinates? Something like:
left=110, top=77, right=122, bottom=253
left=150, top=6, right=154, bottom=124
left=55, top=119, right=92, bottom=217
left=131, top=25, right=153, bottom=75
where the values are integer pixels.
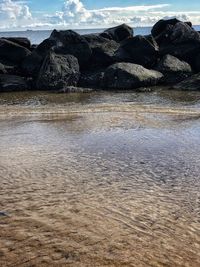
left=0, top=90, right=200, bottom=267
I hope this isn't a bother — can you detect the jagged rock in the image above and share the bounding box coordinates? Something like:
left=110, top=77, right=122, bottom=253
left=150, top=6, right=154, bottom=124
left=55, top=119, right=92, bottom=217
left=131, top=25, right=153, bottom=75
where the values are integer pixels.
left=50, top=30, right=92, bottom=67
left=36, top=51, right=80, bottom=90
left=0, top=38, right=31, bottom=64
left=151, top=18, right=180, bottom=39
left=84, top=34, right=119, bottom=68
left=79, top=69, right=105, bottom=88
left=0, top=74, right=29, bottom=92
left=155, top=54, right=192, bottom=84
left=103, top=62, right=163, bottom=89
left=194, top=53, right=200, bottom=72
left=174, top=73, right=200, bottom=90
left=115, top=35, right=159, bottom=68
left=100, top=24, right=133, bottom=42
left=2, top=37, right=31, bottom=49
left=0, top=63, right=6, bottom=74
left=22, top=38, right=57, bottom=77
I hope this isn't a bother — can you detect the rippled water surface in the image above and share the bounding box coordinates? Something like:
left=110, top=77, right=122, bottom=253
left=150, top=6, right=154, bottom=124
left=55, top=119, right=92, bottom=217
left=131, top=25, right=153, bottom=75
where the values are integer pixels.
left=0, top=89, right=200, bottom=267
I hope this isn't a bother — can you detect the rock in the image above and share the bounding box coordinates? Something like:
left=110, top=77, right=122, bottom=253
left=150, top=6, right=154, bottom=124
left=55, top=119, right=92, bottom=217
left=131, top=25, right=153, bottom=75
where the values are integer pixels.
left=195, top=53, right=200, bottom=72
left=50, top=30, right=92, bottom=67
left=0, top=211, right=8, bottom=217
left=173, top=73, right=200, bottom=90
left=155, top=54, right=192, bottom=84
left=84, top=34, right=119, bottom=68
left=100, top=24, right=133, bottom=42
left=103, top=62, right=163, bottom=90
left=157, top=22, right=200, bottom=67
left=22, top=38, right=57, bottom=76
left=0, top=38, right=31, bottom=64
left=169, top=22, right=200, bottom=44
left=0, top=74, right=29, bottom=92
left=79, top=69, right=105, bottom=88
left=2, top=37, right=31, bottom=49
left=151, top=18, right=180, bottom=38
left=115, top=35, right=159, bottom=68
left=36, top=51, right=80, bottom=91
left=0, top=63, right=6, bottom=74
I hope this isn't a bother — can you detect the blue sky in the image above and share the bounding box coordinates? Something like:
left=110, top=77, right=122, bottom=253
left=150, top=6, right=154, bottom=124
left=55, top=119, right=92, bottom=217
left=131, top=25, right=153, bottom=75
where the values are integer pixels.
left=0, top=0, right=200, bottom=30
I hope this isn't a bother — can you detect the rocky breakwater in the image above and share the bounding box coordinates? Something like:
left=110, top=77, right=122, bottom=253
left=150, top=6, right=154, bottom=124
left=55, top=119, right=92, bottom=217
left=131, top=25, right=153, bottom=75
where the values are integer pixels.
left=1, top=20, right=200, bottom=93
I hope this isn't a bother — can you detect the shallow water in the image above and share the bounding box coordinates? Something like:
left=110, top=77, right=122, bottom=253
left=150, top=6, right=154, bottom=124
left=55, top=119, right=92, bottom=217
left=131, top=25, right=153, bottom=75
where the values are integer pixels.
left=0, top=89, right=200, bottom=266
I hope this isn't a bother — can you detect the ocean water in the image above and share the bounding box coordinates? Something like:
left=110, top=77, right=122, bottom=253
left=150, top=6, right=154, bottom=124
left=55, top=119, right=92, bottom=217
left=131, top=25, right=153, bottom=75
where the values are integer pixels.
left=0, top=26, right=151, bottom=44
left=0, top=25, right=200, bottom=45
left=0, top=89, right=200, bottom=266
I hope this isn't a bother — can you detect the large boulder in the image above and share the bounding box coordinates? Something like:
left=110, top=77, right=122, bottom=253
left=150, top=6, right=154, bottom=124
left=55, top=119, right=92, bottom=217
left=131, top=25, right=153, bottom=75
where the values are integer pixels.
left=50, top=30, right=92, bottom=67
left=79, top=69, right=105, bottom=88
left=194, top=53, right=200, bottom=72
left=83, top=34, right=119, bottom=68
left=0, top=63, right=6, bottom=74
left=22, top=38, right=57, bottom=77
left=0, top=38, right=31, bottom=64
left=155, top=54, right=192, bottom=84
left=152, top=21, right=200, bottom=67
left=115, top=35, right=159, bottom=68
left=151, top=18, right=180, bottom=39
left=0, top=74, right=29, bottom=92
left=36, top=51, right=80, bottom=91
left=173, top=73, right=200, bottom=90
left=100, top=24, right=133, bottom=42
left=2, top=37, right=31, bottom=49
left=103, top=63, right=163, bottom=90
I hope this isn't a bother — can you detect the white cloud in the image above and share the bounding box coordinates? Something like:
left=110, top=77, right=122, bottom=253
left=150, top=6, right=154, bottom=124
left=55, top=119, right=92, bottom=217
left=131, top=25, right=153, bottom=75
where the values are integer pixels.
left=0, top=0, right=32, bottom=29
left=0, top=0, right=200, bottom=30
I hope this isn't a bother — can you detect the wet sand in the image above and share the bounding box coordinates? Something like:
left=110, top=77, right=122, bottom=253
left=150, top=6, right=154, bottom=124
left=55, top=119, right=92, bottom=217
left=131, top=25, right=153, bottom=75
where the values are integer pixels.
left=0, top=90, right=200, bottom=267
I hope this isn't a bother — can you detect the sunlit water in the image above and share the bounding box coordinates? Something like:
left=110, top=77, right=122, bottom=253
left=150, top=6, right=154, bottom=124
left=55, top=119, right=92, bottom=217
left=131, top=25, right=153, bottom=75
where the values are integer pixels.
left=0, top=89, right=200, bottom=266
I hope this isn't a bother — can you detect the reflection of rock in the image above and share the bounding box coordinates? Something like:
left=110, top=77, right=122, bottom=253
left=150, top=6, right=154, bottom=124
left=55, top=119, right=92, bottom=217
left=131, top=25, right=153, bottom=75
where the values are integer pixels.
left=103, top=63, right=163, bottom=89
left=174, top=73, right=200, bottom=90
left=155, top=54, right=192, bottom=84
left=0, top=74, right=29, bottom=92
left=36, top=51, right=80, bottom=91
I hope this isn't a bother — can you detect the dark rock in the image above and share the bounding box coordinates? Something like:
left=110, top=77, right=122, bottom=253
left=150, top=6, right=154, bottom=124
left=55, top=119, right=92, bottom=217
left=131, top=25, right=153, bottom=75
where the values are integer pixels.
left=173, top=73, right=200, bottom=90
left=155, top=54, right=192, bottom=84
left=2, top=37, right=31, bottom=49
left=115, top=35, right=159, bottom=68
left=79, top=69, right=105, bottom=88
left=84, top=34, right=119, bottom=68
left=195, top=53, right=200, bottom=72
left=50, top=30, right=92, bottom=67
left=151, top=18, right=180, bottom=38
left=0, top=38, right=31, bottom=64
left=0, top=63, right=6, bottom=74
left=103, top=62, right=163, bottom=90
left=100, top=24, right=133, bottom=42
left=22, top=38, right=57, bottom=77
left=157, top=22, right=200, bottom=67
left=0, top=74, right=29, bottom=92
left=169, top=22, right=200, bottom=44
left=36, top=51, right=80, bottom=90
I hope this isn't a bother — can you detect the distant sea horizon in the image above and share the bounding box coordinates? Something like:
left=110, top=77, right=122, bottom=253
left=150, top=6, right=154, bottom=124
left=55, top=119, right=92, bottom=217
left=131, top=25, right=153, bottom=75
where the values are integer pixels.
left=0, top=25, right=200, bottom=45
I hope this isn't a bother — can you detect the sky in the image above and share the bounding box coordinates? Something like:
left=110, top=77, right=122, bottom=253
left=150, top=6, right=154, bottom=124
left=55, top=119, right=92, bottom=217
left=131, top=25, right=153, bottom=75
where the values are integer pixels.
left=0, top=0, right=200, bottom=31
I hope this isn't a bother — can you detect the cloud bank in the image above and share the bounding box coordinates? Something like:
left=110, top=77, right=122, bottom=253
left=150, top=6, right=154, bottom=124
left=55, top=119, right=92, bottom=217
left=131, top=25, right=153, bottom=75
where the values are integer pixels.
left=0, top=0, right=200, bottom=30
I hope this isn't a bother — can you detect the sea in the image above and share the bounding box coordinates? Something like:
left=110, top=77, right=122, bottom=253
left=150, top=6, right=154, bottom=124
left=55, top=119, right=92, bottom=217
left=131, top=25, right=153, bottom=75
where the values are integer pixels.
left=0, top=25, right=199, bottom=44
